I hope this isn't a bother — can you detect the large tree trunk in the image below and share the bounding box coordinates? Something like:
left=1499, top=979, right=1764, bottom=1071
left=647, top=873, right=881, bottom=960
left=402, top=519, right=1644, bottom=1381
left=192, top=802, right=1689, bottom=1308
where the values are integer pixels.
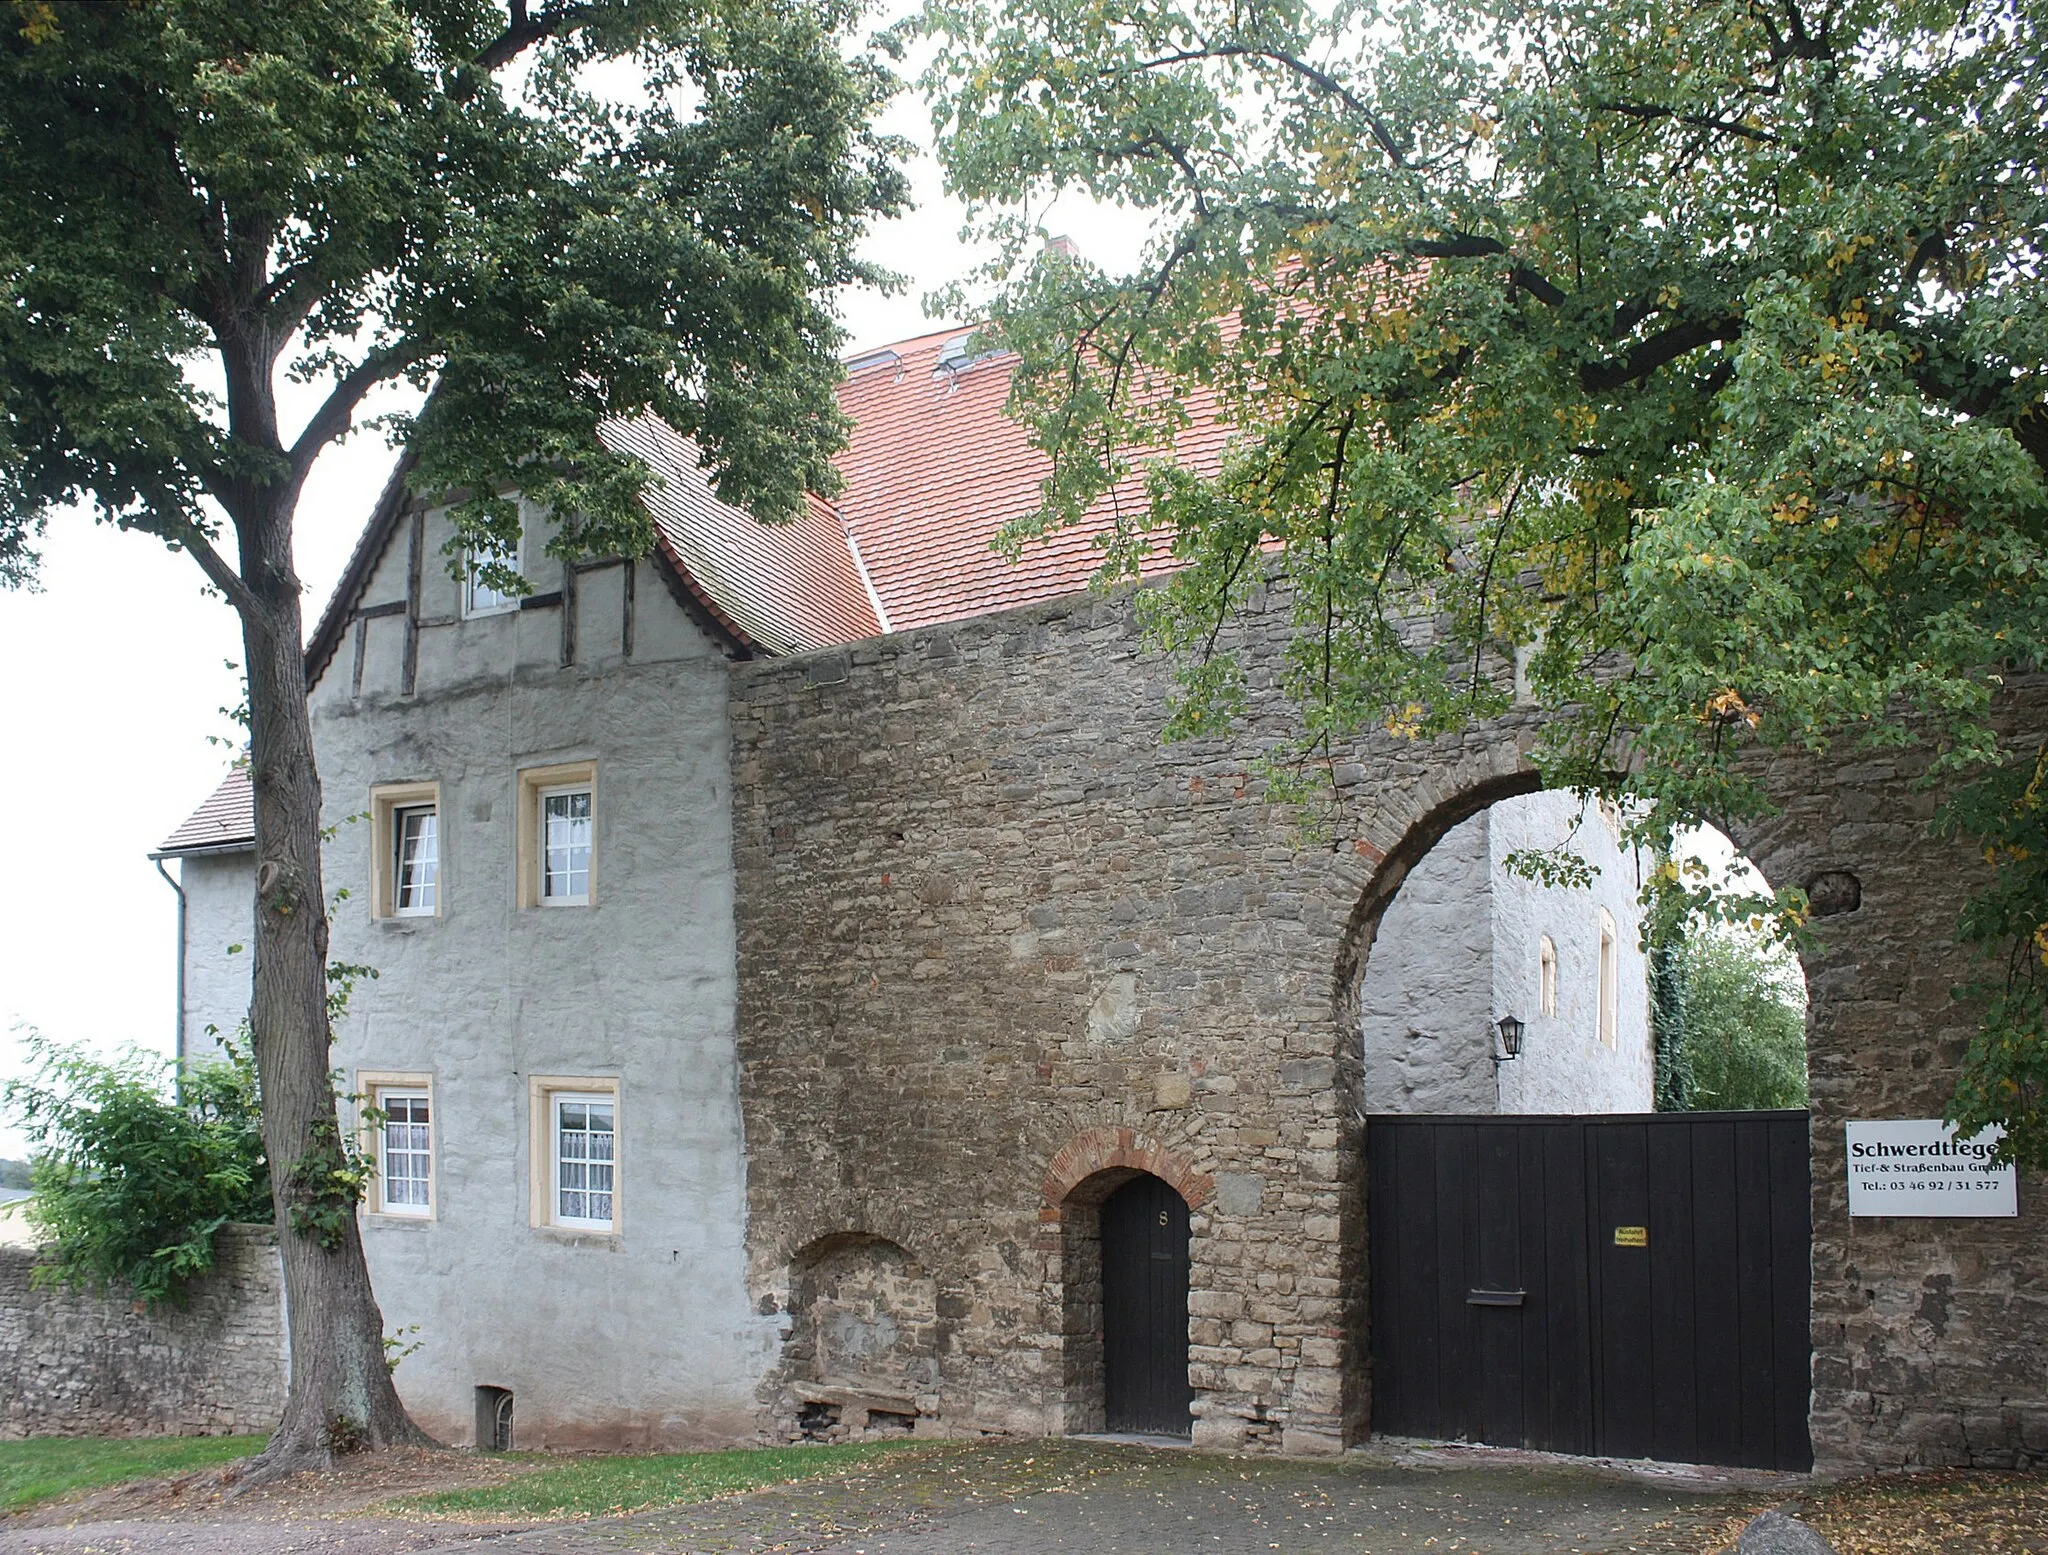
left=234, top=496, right=433, bottom=1481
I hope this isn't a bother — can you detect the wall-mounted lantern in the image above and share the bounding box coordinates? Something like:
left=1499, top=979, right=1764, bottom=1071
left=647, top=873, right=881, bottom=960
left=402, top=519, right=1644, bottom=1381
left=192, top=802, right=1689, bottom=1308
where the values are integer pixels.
left=1493, top=1013, right=1525, bottom=1069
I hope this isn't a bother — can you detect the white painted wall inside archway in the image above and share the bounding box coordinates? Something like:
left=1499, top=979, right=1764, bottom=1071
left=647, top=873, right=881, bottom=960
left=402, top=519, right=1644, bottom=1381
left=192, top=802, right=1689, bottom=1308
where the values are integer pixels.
left=1360, top=790, right=1654, bottom=1115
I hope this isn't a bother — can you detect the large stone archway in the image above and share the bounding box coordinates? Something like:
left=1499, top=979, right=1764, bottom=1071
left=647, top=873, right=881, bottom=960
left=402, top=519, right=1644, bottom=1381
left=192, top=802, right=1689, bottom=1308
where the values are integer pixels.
left=1322, top=695, right=2048, bottom=1473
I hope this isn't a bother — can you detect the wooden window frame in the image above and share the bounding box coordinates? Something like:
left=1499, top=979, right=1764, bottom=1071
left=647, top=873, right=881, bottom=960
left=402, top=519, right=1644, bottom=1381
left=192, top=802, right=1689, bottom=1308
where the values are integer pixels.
left=517, top=762, right=597, bottom=909
left=370, top=782, right=442, bottom=920
left=358, top=1070, right=436, bottom=1221
left=527, top=1074, right=620, bottom=1237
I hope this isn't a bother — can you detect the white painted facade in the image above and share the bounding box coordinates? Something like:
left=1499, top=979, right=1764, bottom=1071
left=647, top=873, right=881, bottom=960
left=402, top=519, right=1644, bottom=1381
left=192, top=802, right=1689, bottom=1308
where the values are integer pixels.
left=173, top=850, right=254, bottom=1064
left=299, top=501, right=777, bottom=1450
left=1360, top=790, right=1655, bottom=1115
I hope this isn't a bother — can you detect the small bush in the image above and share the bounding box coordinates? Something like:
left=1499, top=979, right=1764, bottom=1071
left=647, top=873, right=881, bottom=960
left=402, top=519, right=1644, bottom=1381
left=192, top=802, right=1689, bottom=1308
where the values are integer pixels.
left=3, top=1033, right=271, bottom=1306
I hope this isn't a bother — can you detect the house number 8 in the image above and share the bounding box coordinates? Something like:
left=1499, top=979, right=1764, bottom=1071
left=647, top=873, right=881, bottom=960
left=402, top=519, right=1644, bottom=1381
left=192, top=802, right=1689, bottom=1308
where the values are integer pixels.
left=1158, top=1210, right=1171, bottom=1227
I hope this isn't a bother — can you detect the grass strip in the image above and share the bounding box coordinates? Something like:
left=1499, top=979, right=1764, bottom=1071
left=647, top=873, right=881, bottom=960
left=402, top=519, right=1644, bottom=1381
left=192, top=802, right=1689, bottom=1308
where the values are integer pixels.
left=392, top=1438, right=938, bottom=1521
left=0, top=1434, right=265, bottom=1513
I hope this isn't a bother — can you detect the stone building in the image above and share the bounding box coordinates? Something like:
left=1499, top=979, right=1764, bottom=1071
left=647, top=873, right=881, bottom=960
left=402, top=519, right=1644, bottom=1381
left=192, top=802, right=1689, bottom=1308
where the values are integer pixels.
left=154, top=324, right=2043, bottom=1472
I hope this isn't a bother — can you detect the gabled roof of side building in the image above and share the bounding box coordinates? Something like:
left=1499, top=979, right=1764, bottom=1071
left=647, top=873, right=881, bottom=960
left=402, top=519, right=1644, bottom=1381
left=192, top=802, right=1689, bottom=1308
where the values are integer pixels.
left=598, top=415, right=881, bottom=653
left=155, top=766, right=255, bottom=857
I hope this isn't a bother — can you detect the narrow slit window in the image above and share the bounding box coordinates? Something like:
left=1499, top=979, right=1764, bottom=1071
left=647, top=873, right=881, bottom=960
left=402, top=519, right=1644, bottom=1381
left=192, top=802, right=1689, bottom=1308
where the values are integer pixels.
left=553, top=1094, right=615, bottom=1229
left=377, top=1091, right=433, bottom=1215
left=540, top=786, right=592, bottom=904
left=394, top=805, right=438, bottom=916
left=1538, top=935, right=1558, bottom=1019
left=1597, top=909, right=1619, bottom=1049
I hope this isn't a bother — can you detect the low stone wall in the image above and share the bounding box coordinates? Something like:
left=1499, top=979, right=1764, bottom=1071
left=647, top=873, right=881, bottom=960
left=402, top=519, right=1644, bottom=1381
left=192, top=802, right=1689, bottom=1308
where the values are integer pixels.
left=0, top=1224, right=286, bottom=1438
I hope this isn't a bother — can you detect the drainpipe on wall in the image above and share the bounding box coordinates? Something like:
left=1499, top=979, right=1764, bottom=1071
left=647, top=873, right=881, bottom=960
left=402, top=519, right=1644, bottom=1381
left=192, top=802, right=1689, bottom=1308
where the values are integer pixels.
left=153, top=855, right=187, bottom=1068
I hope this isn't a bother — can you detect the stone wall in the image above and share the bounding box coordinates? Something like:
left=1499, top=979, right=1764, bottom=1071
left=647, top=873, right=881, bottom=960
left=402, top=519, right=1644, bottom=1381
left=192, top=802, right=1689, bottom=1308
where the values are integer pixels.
left=1358, top=804, right=1497, bottom=1112
left=1738, top=704, right=2048, bottom=1476
left=0, top=1225, right=285, bottom=1438
left=730, top=590, right=1533, bottom=1453
left=731, top=587, right=2046, bottom=1472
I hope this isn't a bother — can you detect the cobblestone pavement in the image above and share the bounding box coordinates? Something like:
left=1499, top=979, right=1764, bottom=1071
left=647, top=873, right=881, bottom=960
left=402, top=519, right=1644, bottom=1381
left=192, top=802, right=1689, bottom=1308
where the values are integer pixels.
left=418, top=1441, right=1770, bottom=1555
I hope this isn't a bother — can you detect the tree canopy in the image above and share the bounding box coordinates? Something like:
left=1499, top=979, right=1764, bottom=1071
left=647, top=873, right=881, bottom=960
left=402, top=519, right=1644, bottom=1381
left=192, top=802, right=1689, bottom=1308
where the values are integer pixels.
left=921, top=0, right=2048, bottom=1158
left=2, top=0, right=906, bottom=590
left=1656, top=929, right=1811, bottom=1112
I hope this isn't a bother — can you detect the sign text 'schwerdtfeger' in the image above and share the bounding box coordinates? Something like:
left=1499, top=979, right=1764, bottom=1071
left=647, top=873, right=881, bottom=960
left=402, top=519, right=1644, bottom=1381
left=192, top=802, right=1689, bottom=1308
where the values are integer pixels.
left=1845, top=1120, right=2017, bottom=1217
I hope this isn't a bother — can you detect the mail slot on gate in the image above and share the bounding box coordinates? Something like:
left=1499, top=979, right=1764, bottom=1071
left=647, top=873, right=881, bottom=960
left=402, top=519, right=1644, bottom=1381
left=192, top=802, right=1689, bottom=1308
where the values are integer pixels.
left=1465, top=1288, right=1526, bottom=1307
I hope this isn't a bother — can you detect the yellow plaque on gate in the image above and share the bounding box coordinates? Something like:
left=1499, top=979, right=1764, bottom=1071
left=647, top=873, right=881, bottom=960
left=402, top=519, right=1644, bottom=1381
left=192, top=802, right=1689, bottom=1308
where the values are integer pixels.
left=1614, top=1225, right=1649, bottom=1247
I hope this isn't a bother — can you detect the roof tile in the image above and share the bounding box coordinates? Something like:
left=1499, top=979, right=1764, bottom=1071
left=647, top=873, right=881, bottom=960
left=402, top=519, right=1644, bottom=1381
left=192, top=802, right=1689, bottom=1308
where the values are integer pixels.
left=601, top=416, right=880, bottom=654
left=156, top=767, right=254, bottom=856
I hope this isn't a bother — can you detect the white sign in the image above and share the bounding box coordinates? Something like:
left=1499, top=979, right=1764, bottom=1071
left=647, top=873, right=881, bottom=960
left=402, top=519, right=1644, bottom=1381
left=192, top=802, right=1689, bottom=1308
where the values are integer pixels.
left=1846, top=1120, right=2017, bottom=1217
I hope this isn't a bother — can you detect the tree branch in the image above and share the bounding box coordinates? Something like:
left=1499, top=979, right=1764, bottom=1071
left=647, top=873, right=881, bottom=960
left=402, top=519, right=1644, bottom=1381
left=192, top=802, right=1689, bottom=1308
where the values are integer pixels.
left=1402, top=236, right=1570, bottom=307
left=1580, top=313, right=1742, bottom=393
left=471, top=1, right=601, bottom=77
left=1131, top=46, right=1409, bottom=168
left=287, top=344, right=421, bottom=484
left=1592, top=100, right=1779, bottom=144
left=166, top=514, right=261, bottom=618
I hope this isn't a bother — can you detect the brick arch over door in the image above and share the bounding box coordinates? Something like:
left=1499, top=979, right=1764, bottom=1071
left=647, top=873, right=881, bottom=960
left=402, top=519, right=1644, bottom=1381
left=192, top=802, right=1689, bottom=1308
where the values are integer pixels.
left=1041, top=1126, right=1214, bottom=1217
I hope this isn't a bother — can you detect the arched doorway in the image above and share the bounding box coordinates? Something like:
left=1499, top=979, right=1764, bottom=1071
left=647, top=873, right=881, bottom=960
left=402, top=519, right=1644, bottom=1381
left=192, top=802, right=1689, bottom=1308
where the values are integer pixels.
left=1343, top=780, right=1814, bottom=1470
left=1100, top=1173, right=1193, bottom=1435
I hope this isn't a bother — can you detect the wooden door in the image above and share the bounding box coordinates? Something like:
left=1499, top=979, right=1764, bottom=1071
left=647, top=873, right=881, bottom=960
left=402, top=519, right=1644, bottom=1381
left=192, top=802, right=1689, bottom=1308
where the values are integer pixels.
left=1101, top=1173, right=1193, bottom=1434
left=1367, top=1111, right=1811, bottom=1470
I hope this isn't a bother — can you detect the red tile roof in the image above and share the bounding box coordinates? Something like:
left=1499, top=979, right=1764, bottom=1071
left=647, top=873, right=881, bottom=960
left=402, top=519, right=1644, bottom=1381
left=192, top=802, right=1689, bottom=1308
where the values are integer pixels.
left=601, top=415, right=880, bottom=654
left=156, top=767, right=254, bottom=856
left=831, top=327, right=1227, bottom=634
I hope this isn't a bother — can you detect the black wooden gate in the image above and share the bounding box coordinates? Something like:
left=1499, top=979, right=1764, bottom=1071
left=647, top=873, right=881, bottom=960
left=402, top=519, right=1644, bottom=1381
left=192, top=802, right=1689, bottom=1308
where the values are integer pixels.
left=1102, top=1173, right=1194, bottom=1434
left=1367, top=1111, right=1811, bottom=1470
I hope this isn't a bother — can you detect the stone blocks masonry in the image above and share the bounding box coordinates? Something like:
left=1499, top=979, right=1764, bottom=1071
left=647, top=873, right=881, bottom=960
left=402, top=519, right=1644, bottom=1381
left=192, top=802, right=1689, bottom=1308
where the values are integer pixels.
left=729, top=587, right=2047, bottom=1471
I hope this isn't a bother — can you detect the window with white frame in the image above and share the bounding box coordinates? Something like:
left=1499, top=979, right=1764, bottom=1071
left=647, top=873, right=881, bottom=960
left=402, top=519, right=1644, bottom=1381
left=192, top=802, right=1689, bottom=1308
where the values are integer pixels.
left=540, top=786, right=592, bottom=904
left=552, top=1092, right=615, bottom=1229
left=1597, top=909, right=1619, bottom=1048
left=366, top=1081, right=434, bottom=1217
left=1538, top=935, right=1558, bottom=1019
left=463, top=533, right=521, bottom=618
left=370, top=782, right=442, bottom=919
left=393, top=805, right=438, bottom=916
left=518, top=763, right=596, bottom=908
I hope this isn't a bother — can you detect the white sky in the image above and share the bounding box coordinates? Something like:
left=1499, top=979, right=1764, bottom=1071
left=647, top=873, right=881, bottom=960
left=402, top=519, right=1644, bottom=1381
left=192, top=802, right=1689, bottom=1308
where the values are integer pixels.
left=0, top=46, right=1163, bottom=1159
